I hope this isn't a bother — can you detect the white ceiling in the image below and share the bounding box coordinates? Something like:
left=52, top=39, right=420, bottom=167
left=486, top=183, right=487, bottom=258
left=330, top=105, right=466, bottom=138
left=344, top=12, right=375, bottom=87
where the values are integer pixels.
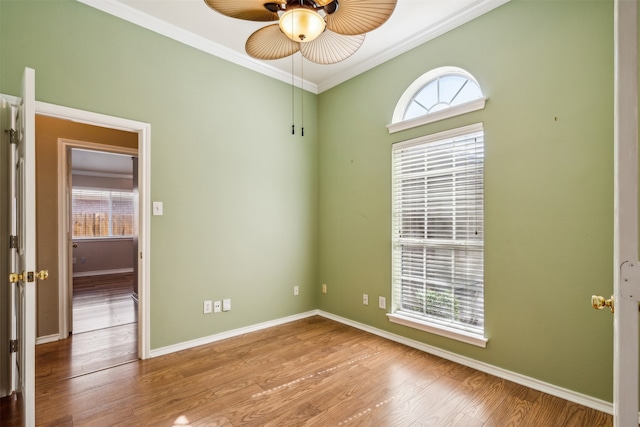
left=78, top=0, right=509, bottom=93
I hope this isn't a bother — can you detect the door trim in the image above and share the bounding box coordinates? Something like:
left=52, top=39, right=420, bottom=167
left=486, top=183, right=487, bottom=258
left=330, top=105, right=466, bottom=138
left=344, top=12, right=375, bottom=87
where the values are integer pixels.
left=38, top=101, right=151, bottom=359
left=613, top=0, right=639, bottom=424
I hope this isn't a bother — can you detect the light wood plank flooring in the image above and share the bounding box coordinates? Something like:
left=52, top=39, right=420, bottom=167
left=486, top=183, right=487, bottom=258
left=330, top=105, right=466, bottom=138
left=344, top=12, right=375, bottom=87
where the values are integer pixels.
left=33, top=316, right=613, bottom=426
left=72, top=273, right=137, bottom=334
left=1, top=273, right=139, bottom=426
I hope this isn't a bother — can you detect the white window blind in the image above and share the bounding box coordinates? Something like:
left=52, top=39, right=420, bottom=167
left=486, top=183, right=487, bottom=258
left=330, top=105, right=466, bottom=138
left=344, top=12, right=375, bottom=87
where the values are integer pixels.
left=391, top=124, right=484, bottom=338
left=72, top=189, right=134, bottom=237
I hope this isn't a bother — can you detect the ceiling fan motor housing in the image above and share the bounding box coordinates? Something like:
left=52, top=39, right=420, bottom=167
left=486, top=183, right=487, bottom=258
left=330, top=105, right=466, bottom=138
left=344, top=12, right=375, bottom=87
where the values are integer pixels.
left=204, top=0, right=396, bottom=64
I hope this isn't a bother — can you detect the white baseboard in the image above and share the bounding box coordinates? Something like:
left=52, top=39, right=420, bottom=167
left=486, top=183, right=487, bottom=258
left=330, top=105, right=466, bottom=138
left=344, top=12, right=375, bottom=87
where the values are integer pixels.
left=316, top=310, right=614, bottom=416
left=149, top=310, right=318, bottom=358
left=73, top=268, right=134, bottom=278
left=36, top=334, right=59, bottom=345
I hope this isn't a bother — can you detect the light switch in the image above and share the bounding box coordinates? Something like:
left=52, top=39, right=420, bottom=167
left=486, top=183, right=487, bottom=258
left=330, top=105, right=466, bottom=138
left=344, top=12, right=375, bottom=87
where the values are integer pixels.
left=153, top=201, right=163, bottom=216
left=222, top=298, right=231, bottom=312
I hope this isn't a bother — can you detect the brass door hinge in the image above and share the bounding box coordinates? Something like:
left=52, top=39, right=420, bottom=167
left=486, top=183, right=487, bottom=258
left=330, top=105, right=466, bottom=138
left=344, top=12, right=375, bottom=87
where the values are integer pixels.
left=8, top=128, right=17, bottom=145
left=9, top=339, right=18, bottom=353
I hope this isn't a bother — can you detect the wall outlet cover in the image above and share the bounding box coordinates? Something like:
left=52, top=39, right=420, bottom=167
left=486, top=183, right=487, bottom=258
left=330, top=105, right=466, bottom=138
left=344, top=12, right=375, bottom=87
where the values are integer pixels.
left=213, top=300, right=221, bottom=313
left=203, top=300, right=212, bottom=314
left=222, top=298, right=231, bottom=311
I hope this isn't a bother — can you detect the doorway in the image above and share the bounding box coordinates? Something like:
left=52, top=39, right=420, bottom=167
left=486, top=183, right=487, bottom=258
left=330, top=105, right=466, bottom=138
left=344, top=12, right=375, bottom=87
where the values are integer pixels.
left=35, top=103, right=151, bottom=361
left=69, top=149, right=138, bottom=336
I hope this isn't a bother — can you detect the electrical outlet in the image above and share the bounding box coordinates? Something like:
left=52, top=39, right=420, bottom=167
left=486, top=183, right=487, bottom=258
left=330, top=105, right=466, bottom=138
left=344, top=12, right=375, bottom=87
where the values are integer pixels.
left=203, top=300, right=212, bottom=314
left=222, top=298, right=231, bottom=312
left=363, top=294, right=369, bottom=305
left=294, top=286, right=299, bottom=296
left=213, top=300, right=221, bottom=313
left=322, top=284, right=327, bottom=294
left=379, top=296, right=386, bottom=309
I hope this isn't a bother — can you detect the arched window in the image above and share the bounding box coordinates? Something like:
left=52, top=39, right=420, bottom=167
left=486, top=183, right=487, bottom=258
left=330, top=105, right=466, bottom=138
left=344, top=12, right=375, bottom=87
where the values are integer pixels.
left=388, top=67, right=486, bottom=133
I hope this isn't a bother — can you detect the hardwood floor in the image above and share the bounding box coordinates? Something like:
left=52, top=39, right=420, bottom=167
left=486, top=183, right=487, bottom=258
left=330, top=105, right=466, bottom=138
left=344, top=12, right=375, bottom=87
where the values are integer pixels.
left=73, top=273, right=137, bottom=334
left=0, top=273, right=139, bottom=426
left=33, top=316, right=613, bottom=426
left=0, top=392, right=22, bottom=427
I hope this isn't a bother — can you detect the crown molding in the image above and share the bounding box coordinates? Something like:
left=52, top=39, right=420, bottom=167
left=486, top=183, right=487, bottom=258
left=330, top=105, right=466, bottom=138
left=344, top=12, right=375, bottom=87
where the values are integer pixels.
left=76, top=0, right=319, bottom=94
left=316, top=0, right=511, bottom=92
left=77, top=0, right=509, bottom=94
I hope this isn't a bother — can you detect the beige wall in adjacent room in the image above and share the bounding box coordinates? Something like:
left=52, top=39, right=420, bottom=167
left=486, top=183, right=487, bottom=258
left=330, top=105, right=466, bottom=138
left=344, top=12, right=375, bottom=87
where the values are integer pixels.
left=35, top=115, right=138, bottom=338
left=72, top=239, right=134, bottom=275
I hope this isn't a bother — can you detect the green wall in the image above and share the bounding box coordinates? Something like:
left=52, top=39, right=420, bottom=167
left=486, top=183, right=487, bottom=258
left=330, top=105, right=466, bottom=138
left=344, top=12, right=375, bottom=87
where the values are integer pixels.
left=318, top=0, right=614, bottom=401
left=0, top=0, right=319, bottom=348
left=0, top=0, right=619, bottom=404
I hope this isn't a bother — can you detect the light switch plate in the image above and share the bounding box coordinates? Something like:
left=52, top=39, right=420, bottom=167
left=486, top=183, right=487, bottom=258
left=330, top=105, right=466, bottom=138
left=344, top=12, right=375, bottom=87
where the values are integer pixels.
left=153, top=201, right=163, bottom=216
left=222, top=298, right=231, bottom=312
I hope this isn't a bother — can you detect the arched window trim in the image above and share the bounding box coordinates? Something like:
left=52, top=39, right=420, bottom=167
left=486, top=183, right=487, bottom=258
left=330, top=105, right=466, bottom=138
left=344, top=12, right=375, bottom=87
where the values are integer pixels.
left=387, top=66, right=487, bottom=134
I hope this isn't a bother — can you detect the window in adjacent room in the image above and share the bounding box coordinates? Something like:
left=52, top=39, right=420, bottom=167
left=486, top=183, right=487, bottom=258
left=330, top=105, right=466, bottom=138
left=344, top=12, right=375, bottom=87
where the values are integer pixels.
left=387, top=66, right=486, bottom=134
left=72, top=189, right=134, bottom=238
left=389, top=123, right=486, bottom=347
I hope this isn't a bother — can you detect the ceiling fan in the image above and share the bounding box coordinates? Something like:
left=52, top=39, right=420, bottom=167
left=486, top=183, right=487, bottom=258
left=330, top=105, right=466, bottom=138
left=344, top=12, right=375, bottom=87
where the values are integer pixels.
left=203, top=0, right=398, bottom=64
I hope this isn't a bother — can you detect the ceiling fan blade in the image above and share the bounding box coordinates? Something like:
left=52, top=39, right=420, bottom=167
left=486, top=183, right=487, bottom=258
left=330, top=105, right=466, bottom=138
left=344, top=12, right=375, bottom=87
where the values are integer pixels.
left=325, top=0, right=397, bottom=35
left=299, top=30, right=365, bottom=64
left=314, top=0, right=335, bottom=6
left=246, top=24, right=300, bottom=60
left=203, top=0, right=282, bottom=22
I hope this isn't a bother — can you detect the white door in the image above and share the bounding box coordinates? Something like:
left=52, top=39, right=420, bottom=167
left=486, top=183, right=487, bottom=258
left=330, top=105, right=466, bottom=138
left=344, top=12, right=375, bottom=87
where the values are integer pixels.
left=6, top=67, right=43, bottom=427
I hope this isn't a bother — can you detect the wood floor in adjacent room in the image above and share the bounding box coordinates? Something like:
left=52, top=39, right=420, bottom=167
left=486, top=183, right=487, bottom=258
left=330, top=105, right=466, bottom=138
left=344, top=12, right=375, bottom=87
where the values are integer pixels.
left=73, top=273, right=137, bottom=334
left=33, top=316, right=612, bottom=427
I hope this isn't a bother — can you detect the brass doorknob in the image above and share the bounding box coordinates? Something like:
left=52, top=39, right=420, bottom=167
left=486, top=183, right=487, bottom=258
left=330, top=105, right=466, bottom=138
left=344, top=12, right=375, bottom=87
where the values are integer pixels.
left=8, top=270, right=48, bottom=283
left=9, top=272, right=24, bottom=283
left=591, top=295, right=614, bottom=313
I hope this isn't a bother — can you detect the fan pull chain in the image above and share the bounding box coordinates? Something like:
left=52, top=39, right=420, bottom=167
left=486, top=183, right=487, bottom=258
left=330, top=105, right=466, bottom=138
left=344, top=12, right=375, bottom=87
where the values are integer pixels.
left=291, top=52, right=295, bottom=135
left=301, top=54, right=304, bottom=137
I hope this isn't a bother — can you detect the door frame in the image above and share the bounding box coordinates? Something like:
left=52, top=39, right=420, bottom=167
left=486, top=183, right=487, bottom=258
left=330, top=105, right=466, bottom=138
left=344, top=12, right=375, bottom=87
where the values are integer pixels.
left=58, top=141, right=138, bottom=340
left=612, top=0, right=639, bottom=425
left=39, top=102, right=151, bottom=359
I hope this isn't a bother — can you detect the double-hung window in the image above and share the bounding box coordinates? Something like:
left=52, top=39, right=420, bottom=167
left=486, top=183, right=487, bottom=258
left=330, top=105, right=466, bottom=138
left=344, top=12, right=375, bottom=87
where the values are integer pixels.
left=389, top=123, right=486, bottom=347
left=72, top=189, right=134, bottom=238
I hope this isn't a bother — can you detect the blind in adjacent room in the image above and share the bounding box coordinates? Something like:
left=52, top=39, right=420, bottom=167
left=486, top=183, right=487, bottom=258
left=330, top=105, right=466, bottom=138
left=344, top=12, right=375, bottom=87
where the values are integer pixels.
left=391, top=124, right=484, bottom=336
left=72, top=189, right=134, bottom=237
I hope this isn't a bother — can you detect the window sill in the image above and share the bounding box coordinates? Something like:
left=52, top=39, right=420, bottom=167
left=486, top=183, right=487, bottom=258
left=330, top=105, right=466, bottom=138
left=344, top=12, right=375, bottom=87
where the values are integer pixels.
left=387, top=312, right=488, bottom=348
left=73, top=236, right=134, bottom=242
left=387, top=98, right=487, bottom=134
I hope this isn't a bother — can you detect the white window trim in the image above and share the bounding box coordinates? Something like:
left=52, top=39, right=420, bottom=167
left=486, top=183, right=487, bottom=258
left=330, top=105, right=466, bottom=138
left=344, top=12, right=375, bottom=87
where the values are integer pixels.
left=390, top=122, right=487, bottom=347
left=387, top=312, right=488, bottom=348
left=394, top=122, right=484, bottom=149
left=72, top=236, right=134, bottom=242
left=388, top=66, right=486, bottom=133
left=387, top=97, right=486, bottom=134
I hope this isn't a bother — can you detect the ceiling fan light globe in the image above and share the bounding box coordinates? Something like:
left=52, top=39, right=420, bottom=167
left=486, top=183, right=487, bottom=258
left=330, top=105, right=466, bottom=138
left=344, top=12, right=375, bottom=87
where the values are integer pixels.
left=279, top=8, right=326, bottom=43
